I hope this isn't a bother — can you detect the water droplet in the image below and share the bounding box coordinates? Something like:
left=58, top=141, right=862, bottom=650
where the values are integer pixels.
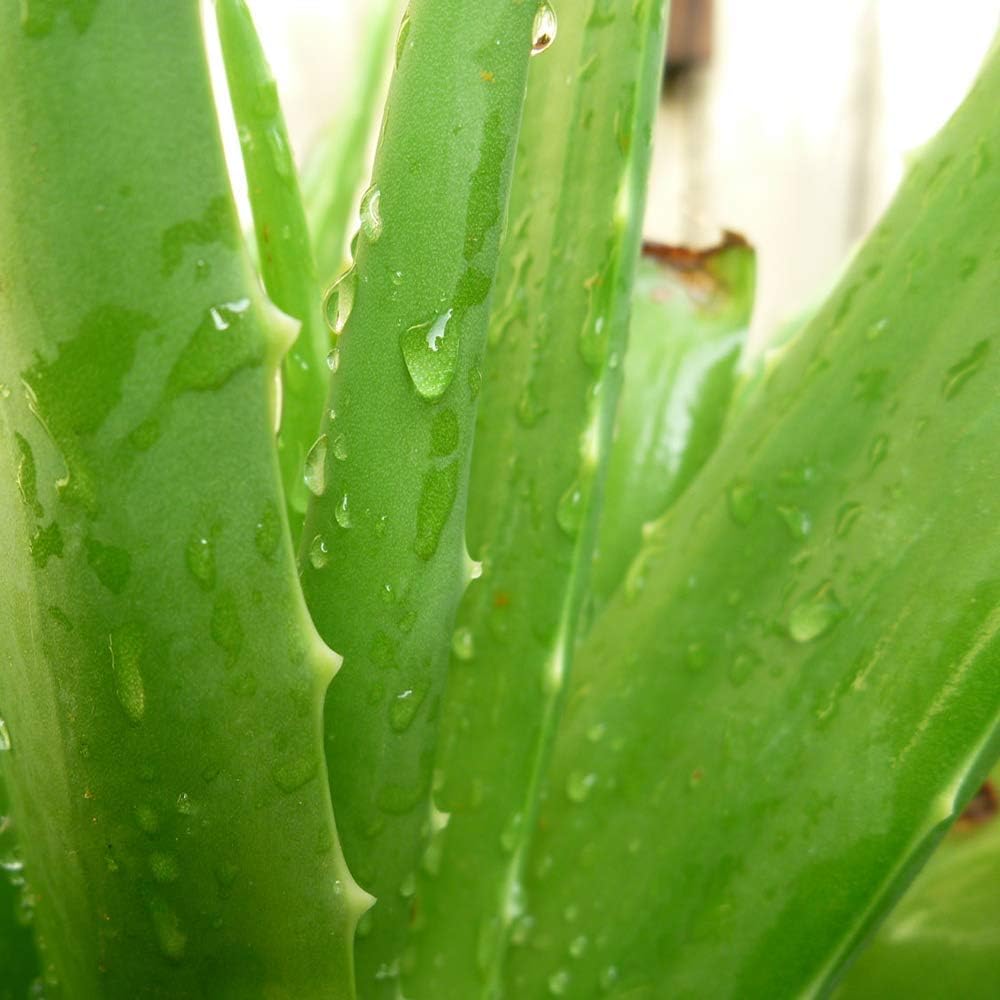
left=569, top=934, right=588, bottom=958
left=324, top=268, right=357, bottom=336
left=868, top=433, right=889, bottom=469
left=185, top=533, right=216, bottom=590
left=500, top=811, right=523, bottom=853
left=255, top=502, right=281, bottom=560
left=150, top=852, right=180, bottom=884
left=175, top=792, right=194, bottom=815
left=389, top=682, right=426, bottom=733
left=398, top=871, right=417, bottom=898
left=600, top=965, right=620, bottom=991
left=149, top=897, right=186, bottom=961
left=566, top=771, right=596, bottom=803
left=304, top=435, right=328, bottom=497
left=789, top=583, right=846, bottom=643
left=401, top=310, right=459, bottom=401
left=548, top=968, right=571, bottom=996
left=431, top=408, right=460, bottom=456
left=452, top=626, right=475, bottom=661
left=375, top=513, right=389, bottom=537
left=835, top=502, right=863, bottom=538
left=0, top=718, right=11, bottom=751
left=532, top=2, right=558, bottom=55
left=332, top=433, right=348, bottom=461
left=310, top=534, right=330, bottom=569
left=728, top=648, right=761, bottom=687
left=727, top=479, right=758, bottom=525
left=414, top=462, right=458, bottom=559
left=866, top=317, right=889, bottom=340
left=108, top=625, right=146, bottom=724
left=335, top=493, right=352, bottom=529
left=360, top=184, right=383, bottom=242
left=272, top=756, right=316, bottom=793
left=556, top=479, right=585, bottom=537
left=777, top=505, right=811, bottom=540
left=326, top=347, right=341, bottom=373
left=942, top=340, right=989, bottom=399
left=395, top=11, right=411, bottom=67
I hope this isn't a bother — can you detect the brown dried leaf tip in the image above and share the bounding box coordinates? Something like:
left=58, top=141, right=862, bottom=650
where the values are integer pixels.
left=956, top=780, right=998, bottom=830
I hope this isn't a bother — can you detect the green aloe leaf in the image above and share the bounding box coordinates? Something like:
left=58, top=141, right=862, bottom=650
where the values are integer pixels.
left=505, top=37, right=1000, bottom=999
left=215, top=0, right=328, bottom=541
left=296, top=1, right=539, bottom=994
left=590, top=234, right=755, bottom=612
left=399, top=3, right=670, bottom=996
left=837, top=769, right=1000, bottom=999
left=301, top=0, right=402, bottom=286
left=0, top=3, right=365, bottom=995
left=0, top=779, right=40, bottom=998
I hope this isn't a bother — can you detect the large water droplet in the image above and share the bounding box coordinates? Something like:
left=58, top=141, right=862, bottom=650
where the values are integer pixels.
left=324, top=268, right=357, bottom=336
left=310, top=534, right=330, bottom=569
left=789, top=583, right=846, bottom=643
left=360, top=184, right=383, bottom=242
left=401, top=310, right=459, bottom=401
left=532, top=2, right=558, bottom=55
left=108, top=625, right=146, bottom=724
left=304, top=435, right=328, bottom=497
left=452, top=626, right=475, bottom=661
left=0, top=717, right=11, bottom=752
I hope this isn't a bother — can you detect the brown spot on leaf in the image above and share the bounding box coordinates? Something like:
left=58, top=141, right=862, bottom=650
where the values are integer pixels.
left=956, top=780, right=997, bottom=830
left=642, top=230, right=751, bottom=302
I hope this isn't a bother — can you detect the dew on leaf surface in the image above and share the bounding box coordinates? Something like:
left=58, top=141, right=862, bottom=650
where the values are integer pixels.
left=401, top=310, right=459, bottom=401
left=324, top=268, right=357, bottom=335
left=304, top=434, right=328, bottom=497
left=532, top=2, right=558, bottom=55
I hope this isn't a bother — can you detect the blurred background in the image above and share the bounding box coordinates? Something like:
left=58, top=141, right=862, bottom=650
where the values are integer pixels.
left=216, top=0, right=999, bottom=344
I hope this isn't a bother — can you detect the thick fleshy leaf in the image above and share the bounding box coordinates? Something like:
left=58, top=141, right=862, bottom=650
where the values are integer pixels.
left=300, top=0, right=402, bottom=286
left=0, top=4, right=365, bottom=995
left=215, top=0, right=328, bottom=542
left=0, top=778, right=40, bottom=998
left=398, top=3, right=670, bottom=997
left=296, top=2, right=539, bottom=995
left=837, top=770, right=1000, bottom=999
left=505, top=35, right=1000, bottom=1000
left=590, top=234, right=755, bottom=611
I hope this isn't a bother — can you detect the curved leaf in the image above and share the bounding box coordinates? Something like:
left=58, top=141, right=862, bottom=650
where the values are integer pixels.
left=590, top=234, right=755, bottom=611
left=0, top=4, right=365, bottom=995
left=401, top=3, right=670, bottom=996
left=506, top=35, right=1000, bottom=1000
left=297, top=1, right=539, bottom=994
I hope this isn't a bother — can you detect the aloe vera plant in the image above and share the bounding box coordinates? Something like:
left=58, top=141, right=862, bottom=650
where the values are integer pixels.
left=1, top=2, right=998, bottom=998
